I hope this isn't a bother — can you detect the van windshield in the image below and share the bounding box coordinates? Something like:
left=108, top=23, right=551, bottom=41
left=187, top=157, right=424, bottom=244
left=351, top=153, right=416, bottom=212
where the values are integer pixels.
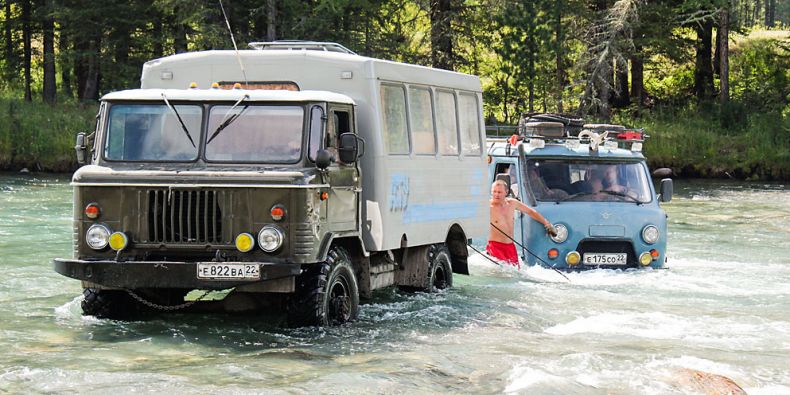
left=105, top=104, right=202, bottom=161
left=526, top=160, right=652, bottom=203
left=206, top=105, right=304, bottom=163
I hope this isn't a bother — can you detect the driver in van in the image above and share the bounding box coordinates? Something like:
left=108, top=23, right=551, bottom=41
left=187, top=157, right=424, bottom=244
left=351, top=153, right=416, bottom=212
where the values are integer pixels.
left=488, top=180, right=556, bottom=268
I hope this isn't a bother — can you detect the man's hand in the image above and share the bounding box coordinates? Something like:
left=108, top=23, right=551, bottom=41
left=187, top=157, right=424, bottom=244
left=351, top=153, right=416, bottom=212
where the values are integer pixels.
left=544, top=222, right=558, bottom=237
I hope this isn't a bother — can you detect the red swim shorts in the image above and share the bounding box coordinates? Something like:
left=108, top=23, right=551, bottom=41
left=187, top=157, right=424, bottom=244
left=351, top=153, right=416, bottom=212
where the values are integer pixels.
left=486, top=240, right=519, bottom=268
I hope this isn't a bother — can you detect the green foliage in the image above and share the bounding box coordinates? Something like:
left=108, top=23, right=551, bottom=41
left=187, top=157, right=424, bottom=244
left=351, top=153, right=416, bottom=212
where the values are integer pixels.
left=0, top=92, right=95, bottom=171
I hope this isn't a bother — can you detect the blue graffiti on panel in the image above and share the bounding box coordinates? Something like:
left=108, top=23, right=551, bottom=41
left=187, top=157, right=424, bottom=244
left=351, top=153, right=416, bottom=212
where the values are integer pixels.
left=389, top=174, right=409, bottom=212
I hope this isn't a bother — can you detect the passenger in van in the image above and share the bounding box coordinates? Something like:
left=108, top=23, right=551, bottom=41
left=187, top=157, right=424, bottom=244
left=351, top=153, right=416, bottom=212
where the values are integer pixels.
left=528, top=167, right=569, bottom=200
left=487, top=180, right=556, bottom=268
left=588, top=166, right=627, bottom=196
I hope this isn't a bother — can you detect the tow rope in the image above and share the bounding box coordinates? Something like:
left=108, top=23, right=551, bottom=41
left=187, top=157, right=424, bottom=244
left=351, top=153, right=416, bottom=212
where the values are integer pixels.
left=485, top=222, right=571, bottom=282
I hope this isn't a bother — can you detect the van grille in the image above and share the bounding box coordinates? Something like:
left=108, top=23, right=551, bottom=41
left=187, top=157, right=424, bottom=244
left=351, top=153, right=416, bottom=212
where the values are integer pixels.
left=147, top=189, right=222, bottom=243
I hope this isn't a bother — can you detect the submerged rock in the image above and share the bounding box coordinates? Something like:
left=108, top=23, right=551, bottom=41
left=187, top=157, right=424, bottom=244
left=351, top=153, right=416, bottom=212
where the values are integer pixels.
left=672, top=368, right=747, bottom=395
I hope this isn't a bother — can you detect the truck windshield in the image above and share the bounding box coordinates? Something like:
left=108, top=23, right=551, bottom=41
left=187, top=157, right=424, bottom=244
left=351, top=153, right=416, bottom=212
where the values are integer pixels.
left=105, top=104, right=202, bottom=161
left=526, top=160, right=652, bottom=203
left=205, top=105, right=304, bottom=163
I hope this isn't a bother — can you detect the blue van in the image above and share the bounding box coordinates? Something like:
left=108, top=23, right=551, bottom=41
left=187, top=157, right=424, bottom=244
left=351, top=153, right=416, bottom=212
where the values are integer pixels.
left=486, top=117, right=673, bottom=270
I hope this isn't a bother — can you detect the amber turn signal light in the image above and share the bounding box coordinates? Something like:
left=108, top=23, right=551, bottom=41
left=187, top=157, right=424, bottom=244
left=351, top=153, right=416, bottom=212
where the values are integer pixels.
left=548, top=248, right=559, bottom=259
left=319, top=192, right=329, bottom=201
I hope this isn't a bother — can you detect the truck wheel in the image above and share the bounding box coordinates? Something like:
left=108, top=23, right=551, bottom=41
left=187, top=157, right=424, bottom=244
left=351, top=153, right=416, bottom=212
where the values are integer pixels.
left=287, top=247, right=359, bottom=327
left=81, top=288, right=139, bottom=320
left=426, top=245, right=453, bottom=292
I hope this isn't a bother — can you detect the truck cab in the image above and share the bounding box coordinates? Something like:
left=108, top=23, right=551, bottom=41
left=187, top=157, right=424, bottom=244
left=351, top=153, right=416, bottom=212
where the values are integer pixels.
left=487, top=117, right=673, bottom=270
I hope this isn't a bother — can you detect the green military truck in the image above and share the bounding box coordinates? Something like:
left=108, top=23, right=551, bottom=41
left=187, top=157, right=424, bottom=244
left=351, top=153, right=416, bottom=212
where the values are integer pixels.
left=54, top=42, right=488, bottom=326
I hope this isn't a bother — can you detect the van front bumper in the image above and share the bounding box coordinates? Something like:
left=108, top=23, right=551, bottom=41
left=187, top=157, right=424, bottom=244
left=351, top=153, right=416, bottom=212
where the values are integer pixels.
left=53, top=258, right=302, bottom=289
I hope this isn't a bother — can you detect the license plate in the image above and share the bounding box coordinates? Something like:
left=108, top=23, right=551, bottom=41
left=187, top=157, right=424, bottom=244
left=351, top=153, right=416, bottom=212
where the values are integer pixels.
left=583, top=253, right=627, bottom=265
left=197, top=263, right=260, bottom=280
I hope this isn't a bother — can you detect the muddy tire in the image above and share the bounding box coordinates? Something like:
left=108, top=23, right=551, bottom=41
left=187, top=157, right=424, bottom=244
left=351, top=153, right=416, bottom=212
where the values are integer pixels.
left=426, top=245, right=453, bottom=292
left=287, top=247, right=359, bottom=327
left=81, top=288, right=139, bottom=320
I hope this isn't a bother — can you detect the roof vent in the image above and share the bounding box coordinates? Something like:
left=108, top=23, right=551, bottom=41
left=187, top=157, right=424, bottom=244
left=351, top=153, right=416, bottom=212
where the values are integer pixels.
left=248, top=41, right=357, bottom=55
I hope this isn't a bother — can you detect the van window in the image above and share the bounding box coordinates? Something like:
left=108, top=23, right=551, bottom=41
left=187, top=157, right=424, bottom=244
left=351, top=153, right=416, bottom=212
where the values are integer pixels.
left=380, top=84, right=409, bottom=154
left=408, top=86, right=436, bottom=155
left=436, top=90, right=458, bottom=155
left=458, top=93, right=481, bottom=155
left=308, top=105, right=324, bottom=161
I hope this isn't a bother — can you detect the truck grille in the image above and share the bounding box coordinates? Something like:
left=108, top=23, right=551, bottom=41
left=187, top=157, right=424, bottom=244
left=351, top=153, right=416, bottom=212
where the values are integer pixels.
left=147, top=189, right=222, bottom=243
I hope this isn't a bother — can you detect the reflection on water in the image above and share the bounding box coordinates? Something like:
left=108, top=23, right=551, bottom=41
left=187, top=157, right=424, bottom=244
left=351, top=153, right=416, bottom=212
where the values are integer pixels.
left=0, top=175, right=788, bottom=394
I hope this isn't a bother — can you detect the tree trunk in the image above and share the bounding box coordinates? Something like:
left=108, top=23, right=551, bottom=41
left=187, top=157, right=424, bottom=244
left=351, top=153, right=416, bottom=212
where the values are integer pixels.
left=266, top=0, right=276, bottom=41
left=765, top=0, right=775, bottom=27
left=4, top=0, right=14, bottom=80
left=81, top=37, right=100, bottom=102
left=555, top=0, right=564, bottom=113
left=152, top=11, right=163, bottom=57
left=719, top=8, right=729, bottom=106
left=630, top=52, right=645, bottom=109
left=713, top=24, right=720, bottom=76
left=430, top=0, right=454, bottom=70
left=613, top=59, right=630, bottom=108
left=59, top=27, right=72, bottom=98
left=21, top=0, right=31, bottom=101
left=42, top=0, right=56, bottom=104
left=693, top=19, right=714, bottom=102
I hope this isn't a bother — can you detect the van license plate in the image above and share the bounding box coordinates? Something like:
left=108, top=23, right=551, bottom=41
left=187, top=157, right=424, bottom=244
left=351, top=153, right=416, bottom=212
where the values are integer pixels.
left=197, top=263, right=260, bottom=280
left=583, top=253, right=627, bottom=265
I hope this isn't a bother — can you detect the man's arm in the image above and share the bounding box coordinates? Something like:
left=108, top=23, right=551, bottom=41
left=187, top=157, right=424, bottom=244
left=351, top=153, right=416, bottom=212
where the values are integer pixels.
left=507, top=198, right=557, bottom=236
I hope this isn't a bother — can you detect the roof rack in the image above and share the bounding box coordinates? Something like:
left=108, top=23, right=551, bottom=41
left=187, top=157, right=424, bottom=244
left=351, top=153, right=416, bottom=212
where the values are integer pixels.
left=248, top=41, right=357, bottom=55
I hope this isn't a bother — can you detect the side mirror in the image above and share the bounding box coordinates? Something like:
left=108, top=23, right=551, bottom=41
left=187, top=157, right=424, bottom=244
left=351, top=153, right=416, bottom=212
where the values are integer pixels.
left=338, top=132, right=361, bottom=164
left=315, top=149, right=333, bottom=170
left=75, top=132, right=87, bottom=165
left=659, top=178, right=673, bottom=202
left=652, top=167, right=673, bottom=178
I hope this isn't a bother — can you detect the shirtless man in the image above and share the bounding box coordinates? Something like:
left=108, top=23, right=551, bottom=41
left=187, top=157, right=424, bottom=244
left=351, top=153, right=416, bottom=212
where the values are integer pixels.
left=487, top=180, right=556, bottom=267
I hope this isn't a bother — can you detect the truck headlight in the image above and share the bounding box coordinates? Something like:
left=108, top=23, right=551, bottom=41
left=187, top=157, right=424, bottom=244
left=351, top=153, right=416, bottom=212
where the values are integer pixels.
left=550, top=224, right=568, bottom=243
left=258, top=225, right=284, bottom=252
left=641, top=225, right=659, bottom=244
left=86, top=224, right=111, bottom=250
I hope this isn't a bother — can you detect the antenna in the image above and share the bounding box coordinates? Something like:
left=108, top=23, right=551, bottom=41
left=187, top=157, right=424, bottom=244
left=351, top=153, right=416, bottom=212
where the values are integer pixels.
left=218, top=0, right=248, bottom=85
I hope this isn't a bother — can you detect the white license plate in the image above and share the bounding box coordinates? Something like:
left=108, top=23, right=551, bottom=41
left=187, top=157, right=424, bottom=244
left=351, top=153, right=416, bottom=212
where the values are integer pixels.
left=197, top=263, right=260, bottom=280
left=583, top=253, right=627, bottom=265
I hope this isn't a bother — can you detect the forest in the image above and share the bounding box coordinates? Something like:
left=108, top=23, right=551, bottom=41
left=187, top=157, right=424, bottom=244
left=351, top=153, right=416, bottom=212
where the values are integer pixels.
left=0, top=0, right=787, bottom=179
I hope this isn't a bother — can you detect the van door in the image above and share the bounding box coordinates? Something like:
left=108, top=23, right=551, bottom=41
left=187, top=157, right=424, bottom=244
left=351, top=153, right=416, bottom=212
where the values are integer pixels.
left=325, top=104, right=359, bottom=232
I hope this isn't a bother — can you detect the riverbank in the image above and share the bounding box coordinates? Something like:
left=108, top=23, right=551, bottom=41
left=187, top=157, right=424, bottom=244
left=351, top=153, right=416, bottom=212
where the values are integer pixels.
left=0, top=98, right=787, bottom=180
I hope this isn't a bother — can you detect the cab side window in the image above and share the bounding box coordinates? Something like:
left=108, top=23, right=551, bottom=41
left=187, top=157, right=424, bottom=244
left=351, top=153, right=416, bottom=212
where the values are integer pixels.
left=308, top=105, right=324, bottom=161
left=328, top=108, right=352, bottom=164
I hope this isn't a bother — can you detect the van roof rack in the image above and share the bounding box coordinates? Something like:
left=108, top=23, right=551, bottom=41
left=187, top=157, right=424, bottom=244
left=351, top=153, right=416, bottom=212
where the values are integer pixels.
left=248, top=41, right=357, bottom=55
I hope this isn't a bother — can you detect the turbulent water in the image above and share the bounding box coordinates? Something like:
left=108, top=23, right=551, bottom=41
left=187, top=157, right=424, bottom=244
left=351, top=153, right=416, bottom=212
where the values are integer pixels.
left=0, top=174, right=788, bottom=394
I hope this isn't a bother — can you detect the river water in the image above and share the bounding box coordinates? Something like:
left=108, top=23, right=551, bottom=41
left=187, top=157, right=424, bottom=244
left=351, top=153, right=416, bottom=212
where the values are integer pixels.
left=0, top=174, right=788, bottom=394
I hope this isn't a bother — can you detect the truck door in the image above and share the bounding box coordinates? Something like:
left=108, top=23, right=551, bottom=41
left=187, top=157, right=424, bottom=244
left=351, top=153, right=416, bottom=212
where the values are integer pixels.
left=325, top=104, right=359, bottom=232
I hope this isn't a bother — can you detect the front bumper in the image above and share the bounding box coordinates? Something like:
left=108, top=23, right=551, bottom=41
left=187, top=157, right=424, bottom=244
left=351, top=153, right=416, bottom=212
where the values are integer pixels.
left=53, top=258, right=302, bottom=289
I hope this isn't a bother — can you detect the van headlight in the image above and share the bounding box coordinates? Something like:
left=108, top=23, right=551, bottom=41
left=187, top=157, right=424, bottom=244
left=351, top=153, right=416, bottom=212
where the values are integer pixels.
left=550, top=224, right=568, bottom=243
left=86, top=224, right=111, bottom=250
left=258, top=225, right=284, bottom=252
left=641, top=225, right=659, bottom=244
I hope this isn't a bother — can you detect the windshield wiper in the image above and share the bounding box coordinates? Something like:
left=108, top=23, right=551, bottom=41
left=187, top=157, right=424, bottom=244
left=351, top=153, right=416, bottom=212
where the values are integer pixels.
left=207, top=94, right=250, bottom=144
left=161, top=93, right=196, bottom=148
left=599, top=190, right=643, bottom=204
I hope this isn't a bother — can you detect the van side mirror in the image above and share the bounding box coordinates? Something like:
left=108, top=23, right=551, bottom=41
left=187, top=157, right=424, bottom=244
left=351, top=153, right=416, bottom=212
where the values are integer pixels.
left=315, top=149, right=333, bottom=170
left=652, top=167, right=673, bottom=178
left=659, top=178, right=673, bottom=202
left=338, top=133, right=362, bottom=163
left=75, top=132, right=87, bottom=165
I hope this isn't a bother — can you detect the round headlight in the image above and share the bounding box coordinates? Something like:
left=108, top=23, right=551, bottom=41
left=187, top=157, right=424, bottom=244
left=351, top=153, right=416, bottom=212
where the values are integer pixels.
left=642, top=225, right=659, bottom=244
left=235, top=233, right=255, bottom=253
left=108, top=232, right=128, bottom=251
left=86, top=224, right=111, bottom=250
left=258, top=226, right=284, bottom=253
left=566, top=251, right=581, bottom=266
left=550, top=224, right=568, bottom=243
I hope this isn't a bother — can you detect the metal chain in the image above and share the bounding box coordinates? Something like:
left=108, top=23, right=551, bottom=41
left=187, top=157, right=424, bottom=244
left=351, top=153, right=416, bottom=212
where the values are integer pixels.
left=125, top=289, right=211, bottom=311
